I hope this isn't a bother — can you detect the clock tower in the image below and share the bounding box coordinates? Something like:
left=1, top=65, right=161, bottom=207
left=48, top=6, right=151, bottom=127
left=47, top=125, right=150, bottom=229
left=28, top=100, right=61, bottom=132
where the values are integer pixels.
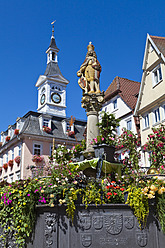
left=35, top=25, right=69, bottom=117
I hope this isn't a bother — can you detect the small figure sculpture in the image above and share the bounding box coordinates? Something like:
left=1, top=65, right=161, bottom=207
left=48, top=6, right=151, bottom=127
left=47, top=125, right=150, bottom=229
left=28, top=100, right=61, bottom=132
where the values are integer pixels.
left=77, top=42, right=101, bottom=94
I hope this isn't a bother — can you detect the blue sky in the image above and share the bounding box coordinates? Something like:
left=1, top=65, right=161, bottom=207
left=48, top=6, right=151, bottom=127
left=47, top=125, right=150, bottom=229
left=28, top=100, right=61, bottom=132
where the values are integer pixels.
left=0, top=0, right=165, bottom=132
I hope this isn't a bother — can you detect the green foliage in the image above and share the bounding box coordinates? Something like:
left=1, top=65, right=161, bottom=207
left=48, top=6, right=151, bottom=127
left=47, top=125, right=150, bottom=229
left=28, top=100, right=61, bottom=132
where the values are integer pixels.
left=157, top=193, right=165, bottom=233
left=144, top=125, right=165, bottom=169
left=126, top=186, right=149, bottom=228
left=96, top=111, right=120, bottom=145
left=82, top=181, right=103, bottom=208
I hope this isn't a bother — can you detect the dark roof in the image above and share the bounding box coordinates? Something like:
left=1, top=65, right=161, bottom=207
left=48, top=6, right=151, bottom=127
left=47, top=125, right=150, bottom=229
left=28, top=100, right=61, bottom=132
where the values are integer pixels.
left=44, top=62, right=62, bottom=76
left=49, top=36, right=59, bottom=51
left=23, top=112, right=86, bottom=141
left=105, top=76, right=140, bottom=110
left=150, top=35, right=165, bottom=57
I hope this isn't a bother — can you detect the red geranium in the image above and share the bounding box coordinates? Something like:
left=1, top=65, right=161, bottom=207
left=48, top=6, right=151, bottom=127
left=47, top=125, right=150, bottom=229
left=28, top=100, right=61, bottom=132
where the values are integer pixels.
left=14, top=156, right=21, bottom=165
left=3, top=163, right=8, bottom=171
left=5, top=136, right=10, bottom=142
left=8, top=160, right=14, bottom=167
left=43, top=126, right=52, bottom=134
left=14, top=129, right=19, bottom=135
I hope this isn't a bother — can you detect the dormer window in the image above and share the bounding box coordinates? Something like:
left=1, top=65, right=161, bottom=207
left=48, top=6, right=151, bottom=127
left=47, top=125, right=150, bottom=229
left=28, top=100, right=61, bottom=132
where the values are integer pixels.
left=43, top=119, right=50, bottom=127
left=152, top=64, right=162, bottom=86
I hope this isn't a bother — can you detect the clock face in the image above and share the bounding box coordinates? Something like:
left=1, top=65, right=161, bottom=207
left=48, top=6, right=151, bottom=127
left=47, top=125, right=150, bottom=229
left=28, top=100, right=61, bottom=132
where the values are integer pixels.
left=51, top=92, right=61, bottom=104
left=40, top=94, right=45, bottom=105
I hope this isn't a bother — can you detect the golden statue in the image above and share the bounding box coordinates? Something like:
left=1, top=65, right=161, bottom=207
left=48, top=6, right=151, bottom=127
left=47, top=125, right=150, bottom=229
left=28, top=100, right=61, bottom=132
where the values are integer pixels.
left=77, top=42, right=101, bottom=94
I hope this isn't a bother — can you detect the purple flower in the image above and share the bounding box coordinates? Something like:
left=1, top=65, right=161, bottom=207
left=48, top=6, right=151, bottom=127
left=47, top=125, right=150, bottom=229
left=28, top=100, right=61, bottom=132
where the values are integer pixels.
left=27, top=194, right=30, bottom=196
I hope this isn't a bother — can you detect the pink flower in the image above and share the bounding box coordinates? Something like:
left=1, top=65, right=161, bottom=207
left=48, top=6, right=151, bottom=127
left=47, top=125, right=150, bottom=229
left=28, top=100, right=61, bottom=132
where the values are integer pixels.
left=101, top=138, right=104, bottom=141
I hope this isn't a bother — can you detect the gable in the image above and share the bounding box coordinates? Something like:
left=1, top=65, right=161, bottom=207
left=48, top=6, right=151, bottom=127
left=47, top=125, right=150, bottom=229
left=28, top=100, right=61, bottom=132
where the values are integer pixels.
left=134, top=34, right=165, bottom=115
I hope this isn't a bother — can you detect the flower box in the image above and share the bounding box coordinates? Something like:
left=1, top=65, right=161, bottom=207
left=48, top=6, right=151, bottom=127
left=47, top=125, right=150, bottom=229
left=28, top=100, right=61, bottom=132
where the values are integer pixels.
left=3, top=163, right=8, bottom=171
left=14, top=156, right=21, bottom=165
left=8, top=160, right=14, bottom=167
left=43, top=126, right=52, bottom=134
left=5, top=136, right=10, bottom=142
left=68, top=131, right=75, bottom=137
left=32, top=155, right=44, bottom=163
left=14, top=129, right=19, bottom=135
left=93, top=144, right=115, bottom=163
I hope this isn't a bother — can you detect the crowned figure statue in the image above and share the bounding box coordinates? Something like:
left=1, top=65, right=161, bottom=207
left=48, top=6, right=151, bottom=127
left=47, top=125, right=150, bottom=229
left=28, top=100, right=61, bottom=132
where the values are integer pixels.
left=77, top=42, right=102, bottom=94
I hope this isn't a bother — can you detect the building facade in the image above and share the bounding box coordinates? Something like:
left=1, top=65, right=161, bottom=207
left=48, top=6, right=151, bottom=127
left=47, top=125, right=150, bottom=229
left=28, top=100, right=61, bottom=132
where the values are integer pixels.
left=0, top=28, right=86, bottom=182
left=134, top=34, right=165, bottom=167
left=102, top=76, right=140, bottom=160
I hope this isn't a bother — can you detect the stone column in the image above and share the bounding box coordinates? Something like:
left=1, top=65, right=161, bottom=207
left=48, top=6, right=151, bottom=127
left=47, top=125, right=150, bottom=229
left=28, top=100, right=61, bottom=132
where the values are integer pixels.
left=81, top=92, right=104, bottom=157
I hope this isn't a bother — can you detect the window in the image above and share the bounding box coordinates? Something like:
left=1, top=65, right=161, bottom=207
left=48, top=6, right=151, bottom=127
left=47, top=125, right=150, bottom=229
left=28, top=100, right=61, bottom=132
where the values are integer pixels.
left=113, top=99, right=117, bottom=110
left=16, top=171, right=20, bottom=180
left=6, top=153, right=8, bottom=163
left=0, top=157, right=3, bottom=167
left=116, top=126, right=120, bottom=135
left=66, top=122, right=71, bottom=131
left=153, top=108, right=160, bottom=124
left=33, top=144, right=42, bottom=155
left=9, top=174, right=14, bottom=183
left=127, top=119, right=132, bottom=131
left=143, top=114, right=149, bottom=128
left=52, top=52, right=55, bottom=61
left=11, top=148, right=14, bottom=160
left=163, top=104, right=165, bottom=120
left=43, top=119, right=49, bottom=127
left=152, top=64, right=162, bottom=86
left=3, top=176, right=8, bottom=181
left=18, top=144, right=22, bottom=156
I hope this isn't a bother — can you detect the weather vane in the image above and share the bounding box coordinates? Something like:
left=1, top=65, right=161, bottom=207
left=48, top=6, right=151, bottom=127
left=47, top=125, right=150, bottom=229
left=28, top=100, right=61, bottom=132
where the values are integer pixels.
left=51, top=20, right=56, bottom=37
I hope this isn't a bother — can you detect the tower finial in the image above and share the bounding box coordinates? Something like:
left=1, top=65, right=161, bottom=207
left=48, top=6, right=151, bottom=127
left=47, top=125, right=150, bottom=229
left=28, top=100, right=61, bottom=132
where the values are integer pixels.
left=51, top=20, right=56, bottom=38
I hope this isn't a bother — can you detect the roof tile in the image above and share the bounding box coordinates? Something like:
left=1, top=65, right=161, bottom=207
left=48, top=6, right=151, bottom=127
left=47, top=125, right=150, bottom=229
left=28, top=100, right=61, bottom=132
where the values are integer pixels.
left=104, top=77, right=140, bottom=110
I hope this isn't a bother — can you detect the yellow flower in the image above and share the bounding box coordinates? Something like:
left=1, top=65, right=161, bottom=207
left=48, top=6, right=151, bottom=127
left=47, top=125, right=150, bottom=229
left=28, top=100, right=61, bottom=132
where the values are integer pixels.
left=41, top=190, right=44, bottom=193
left=19, top=191, right=22, bottom=194
left=59, top=199, right=63, bottom=204
left=158, top=188, right=164, bottom=194
left=50, top=194, right=54, bottom=198
left=148, top=194, right=155, bottom=199
left=150, top=185, right=157, bottom=192
left=23, top=202, right=26, bottom=205
left=70, top=188, right=74, bottom=191
left=149, top=190, right=155, bottom=195
left=143, top=187, right=148, bottom=193
left=8, top=227, right=10, bottom=229
left=62, top=199, right=66, bottom=203
left=51, top=203, right=54, bottom=207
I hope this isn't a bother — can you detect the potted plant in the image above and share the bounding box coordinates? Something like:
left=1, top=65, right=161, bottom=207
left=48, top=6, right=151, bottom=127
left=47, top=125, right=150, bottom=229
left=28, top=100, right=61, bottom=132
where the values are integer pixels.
left=92, top=111, right=120, bottom=162
left=8, top=160, right=14, bottom=168
left=43, top=126, right=52, bottom=134
left=5, top=136, right=10, bottom=142
left=14, top=156, right=21, bottom=165
left=14, top=129, right=19, bottom=135
left=32, top=155, right=44, bottom=163
left=92, top=135, right=116, bottom=162
left=3, top=163, right=8, bottom=171
left=68, top=130, right=75, bottom=137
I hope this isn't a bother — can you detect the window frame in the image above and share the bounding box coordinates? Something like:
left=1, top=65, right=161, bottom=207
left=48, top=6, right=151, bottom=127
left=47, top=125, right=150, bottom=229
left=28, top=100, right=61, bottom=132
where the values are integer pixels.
left=153, top=107, right=160, bottom=124
left=152, top=64, right=162, bottom=87
left=126, top=119, right=132, bottom=131
left=113, top=99, right=117, bottom=110
left=143, top=114, right=150, bottom=129
left=33, top=143, right=42, bottom=156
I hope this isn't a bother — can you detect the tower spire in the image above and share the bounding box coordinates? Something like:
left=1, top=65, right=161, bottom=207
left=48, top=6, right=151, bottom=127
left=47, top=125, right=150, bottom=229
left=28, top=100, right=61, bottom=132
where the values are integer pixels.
left=51, top=20, right=56, bottom=38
